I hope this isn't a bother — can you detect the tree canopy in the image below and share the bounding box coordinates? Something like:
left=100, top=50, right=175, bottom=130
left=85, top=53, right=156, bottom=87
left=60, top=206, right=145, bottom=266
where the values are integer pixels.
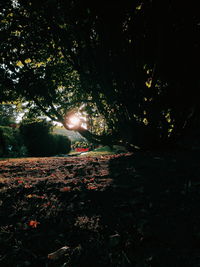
left=0, top=0, right=199, bottom=149
left=0, top=103, right=18, bottom=126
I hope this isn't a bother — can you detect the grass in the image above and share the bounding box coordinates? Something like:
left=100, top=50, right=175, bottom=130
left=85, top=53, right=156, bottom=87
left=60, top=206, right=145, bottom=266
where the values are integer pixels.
left=79, top=150, right=115, bottom=157
left=0, top=145, right=128, bottom=160
left=79, top=145, right=128, bottom=157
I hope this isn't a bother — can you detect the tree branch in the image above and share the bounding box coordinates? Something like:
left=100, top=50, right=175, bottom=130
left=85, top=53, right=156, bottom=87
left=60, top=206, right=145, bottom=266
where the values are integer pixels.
left=33, top=98, right=62, bottom=123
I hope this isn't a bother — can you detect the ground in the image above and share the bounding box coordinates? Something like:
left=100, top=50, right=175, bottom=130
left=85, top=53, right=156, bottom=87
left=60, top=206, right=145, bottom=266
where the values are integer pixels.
left=0, top=150, right=200, bottom=267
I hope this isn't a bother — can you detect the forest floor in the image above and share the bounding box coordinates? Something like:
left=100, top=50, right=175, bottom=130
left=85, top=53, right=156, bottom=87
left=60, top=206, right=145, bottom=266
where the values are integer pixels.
left=0, top=150, right=200, bottom=267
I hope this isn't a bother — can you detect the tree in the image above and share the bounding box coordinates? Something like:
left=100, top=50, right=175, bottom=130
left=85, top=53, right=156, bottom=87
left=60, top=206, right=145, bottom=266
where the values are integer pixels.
left=19, top=119, right=71, bottom=156
left=0, top=0, right=199, bottom=149
left=0, top=104, right=17, bottom=126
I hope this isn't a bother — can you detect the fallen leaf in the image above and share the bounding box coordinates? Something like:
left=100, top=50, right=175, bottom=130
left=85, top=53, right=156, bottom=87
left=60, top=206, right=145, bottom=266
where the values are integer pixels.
left=60, top=187, right=71, bottom=192
left=24, top=184, right=32, bottom=188
left=28, top=220, right=40, bottom=228
left=48, top=246, right=70, bottom=260
left=87, top=185, right=98, bottom=190
left=26, top=194, right=45, bottom=199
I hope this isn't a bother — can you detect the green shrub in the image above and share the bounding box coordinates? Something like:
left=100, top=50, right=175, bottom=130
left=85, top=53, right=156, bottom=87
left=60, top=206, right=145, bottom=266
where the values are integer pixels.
left=19, top=120, right=71, bottom=156
left=0, top=126, right=26, bottom=157
left=71, top=141, right=89, bottom=149
left=50, top=134, right=71, bottom=155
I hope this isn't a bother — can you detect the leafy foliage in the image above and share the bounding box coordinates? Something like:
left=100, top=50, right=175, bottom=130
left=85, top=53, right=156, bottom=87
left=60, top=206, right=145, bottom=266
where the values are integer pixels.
left=72, top=141, right=89, bottom=149
left=0, top=126, right=25, bottom=157
left=19, top=120, right=71, bottom=156
left=0, top=104, right=17, bottom=126
left=0, top=0, right=199, bottom=148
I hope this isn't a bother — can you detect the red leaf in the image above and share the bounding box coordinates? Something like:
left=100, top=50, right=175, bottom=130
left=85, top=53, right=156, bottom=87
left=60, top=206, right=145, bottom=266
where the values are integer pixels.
left=60, top=186, right=71, bottom=192
left=87, top=185, right=98, bottom=190
left=28, top=220, right=40, bottom=228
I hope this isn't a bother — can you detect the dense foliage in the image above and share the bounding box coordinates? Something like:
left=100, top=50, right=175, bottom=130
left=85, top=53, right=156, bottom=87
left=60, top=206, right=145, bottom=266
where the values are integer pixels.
left=0, top=103, right=26, bottom=157
left=0, top=0, right=199, bottom=148
left=0, top=104, right=18, bottom=126
left=19, top=120, right=71, bottom=156
left=0, top=126, right=25, bottom=157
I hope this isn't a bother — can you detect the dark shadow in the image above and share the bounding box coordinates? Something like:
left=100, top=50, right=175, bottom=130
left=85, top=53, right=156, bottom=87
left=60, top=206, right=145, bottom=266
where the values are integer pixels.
left=1, top=152, right=200, bottom=267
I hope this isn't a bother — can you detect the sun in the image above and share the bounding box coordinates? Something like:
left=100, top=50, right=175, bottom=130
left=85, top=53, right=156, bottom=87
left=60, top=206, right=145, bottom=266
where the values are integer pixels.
left=67, top=115, right=81, bottom=129
left=66, top=110, right=87, bottom=129
left=69, top=116, right=80, bottom=126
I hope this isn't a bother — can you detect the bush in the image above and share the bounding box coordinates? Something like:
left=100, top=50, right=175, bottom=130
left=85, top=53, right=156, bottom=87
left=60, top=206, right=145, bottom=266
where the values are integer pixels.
left=19, top=120, right=71, bottom=156
left=48, top=134, right=71, bottom=155
left=71, top=141, right=89, bottom=150
left=0, top=126, right=26, bottom=157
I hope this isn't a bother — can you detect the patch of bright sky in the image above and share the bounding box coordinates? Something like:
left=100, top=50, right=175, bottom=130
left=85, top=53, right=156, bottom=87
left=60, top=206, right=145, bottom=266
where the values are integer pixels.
left=12, top=0, right=19, bottom=8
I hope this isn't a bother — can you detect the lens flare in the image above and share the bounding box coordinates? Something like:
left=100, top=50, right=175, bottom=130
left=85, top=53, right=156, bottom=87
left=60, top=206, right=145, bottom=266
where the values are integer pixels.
left=69, top=116, right=80, bottom=125
left=67, top=115, right=81, bottom=128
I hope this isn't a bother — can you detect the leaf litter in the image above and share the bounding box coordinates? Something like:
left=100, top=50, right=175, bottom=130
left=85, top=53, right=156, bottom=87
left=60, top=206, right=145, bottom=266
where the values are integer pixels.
left=1, top=151, right=200, bottom=266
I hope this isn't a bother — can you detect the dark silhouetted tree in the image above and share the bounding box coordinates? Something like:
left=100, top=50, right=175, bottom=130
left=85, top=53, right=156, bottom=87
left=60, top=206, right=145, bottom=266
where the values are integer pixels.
left=0, top=0, right=199, bottom=149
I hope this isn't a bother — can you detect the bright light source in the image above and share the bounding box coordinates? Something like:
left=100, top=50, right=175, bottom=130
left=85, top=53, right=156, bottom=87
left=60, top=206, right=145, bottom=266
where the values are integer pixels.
left=67, top=115, right=81, bottom=129
left=69, top=116, right=80, bottom=126
left=66, top=111, right=88, bottom=129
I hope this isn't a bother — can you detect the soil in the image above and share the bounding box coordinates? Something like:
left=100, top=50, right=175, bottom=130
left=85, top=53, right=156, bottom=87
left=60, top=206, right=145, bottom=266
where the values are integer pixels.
left=0, top=150, right=200, bottom=267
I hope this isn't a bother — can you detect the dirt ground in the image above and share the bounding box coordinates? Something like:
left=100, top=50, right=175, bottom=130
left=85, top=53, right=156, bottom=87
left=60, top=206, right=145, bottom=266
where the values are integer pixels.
left=0, top=150, right=200, bottom=267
